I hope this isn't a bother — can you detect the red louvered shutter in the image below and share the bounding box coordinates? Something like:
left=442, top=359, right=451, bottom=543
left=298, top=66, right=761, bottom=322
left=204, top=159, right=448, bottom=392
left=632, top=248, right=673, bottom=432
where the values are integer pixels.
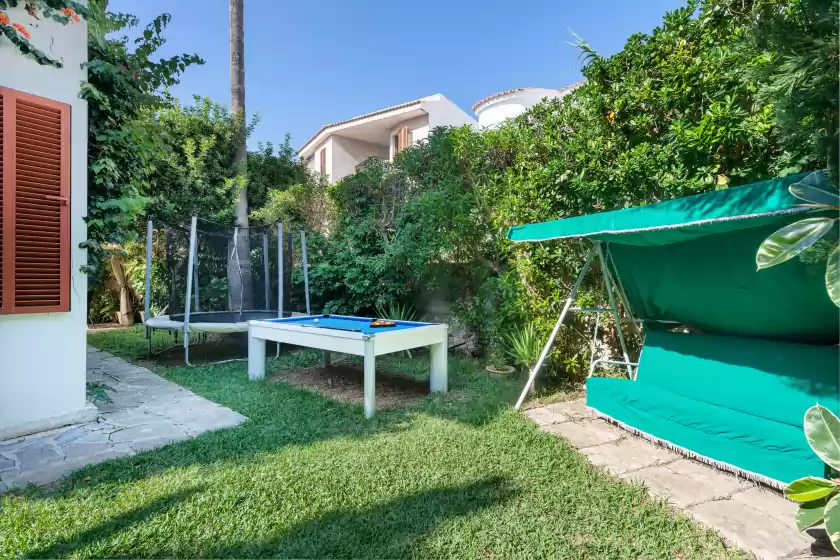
left=0, top=89, right=4, bottom=313
left=0, top=87, right=71, bottom=315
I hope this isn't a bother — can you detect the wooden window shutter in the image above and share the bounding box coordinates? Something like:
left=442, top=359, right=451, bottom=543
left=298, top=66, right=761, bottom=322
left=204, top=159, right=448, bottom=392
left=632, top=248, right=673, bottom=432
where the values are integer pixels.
left=0, top=87, right=71, bottom=315
left=394, top=126, right=409, bottom=156
left=400, top=126, right=409, bottom=150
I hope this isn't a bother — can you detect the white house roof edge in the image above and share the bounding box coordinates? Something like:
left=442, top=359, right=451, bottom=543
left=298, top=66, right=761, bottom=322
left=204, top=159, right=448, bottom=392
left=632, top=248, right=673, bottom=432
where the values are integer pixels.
left=471, top=81, right=587, bottom=113
left=298, top=96, right=443, bottom=155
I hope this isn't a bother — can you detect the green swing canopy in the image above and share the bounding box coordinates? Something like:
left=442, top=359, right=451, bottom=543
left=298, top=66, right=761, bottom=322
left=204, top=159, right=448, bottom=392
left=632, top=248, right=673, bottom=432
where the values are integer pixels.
left=507, top=173, right=839, bottom=344
left=507, top=172, right=839, bottom=487
left=507, top=173, right=821, bottom=246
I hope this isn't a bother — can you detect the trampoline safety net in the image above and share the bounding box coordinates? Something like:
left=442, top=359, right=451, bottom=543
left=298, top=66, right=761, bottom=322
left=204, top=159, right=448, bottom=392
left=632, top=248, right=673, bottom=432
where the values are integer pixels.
left=146, top=218, right=308, bottom=324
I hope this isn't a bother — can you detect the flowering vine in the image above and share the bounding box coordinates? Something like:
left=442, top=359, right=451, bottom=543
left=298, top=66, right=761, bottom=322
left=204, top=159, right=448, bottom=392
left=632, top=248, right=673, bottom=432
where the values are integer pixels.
left=0, top=0, right=88, bottom=68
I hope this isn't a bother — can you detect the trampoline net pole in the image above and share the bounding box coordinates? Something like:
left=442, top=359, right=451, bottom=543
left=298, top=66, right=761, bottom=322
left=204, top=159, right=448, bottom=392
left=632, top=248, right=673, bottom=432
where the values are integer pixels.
left=183, top=215, right=198, bottom=361
left=263, top=233, right=270, bottom=310
left=278, top=220, right=283, bottom=318
left=300, top=228, right=311, bottom=315
left=193, top=231, right=200, bottom=312
left=144, top=219, right=153, bottom=328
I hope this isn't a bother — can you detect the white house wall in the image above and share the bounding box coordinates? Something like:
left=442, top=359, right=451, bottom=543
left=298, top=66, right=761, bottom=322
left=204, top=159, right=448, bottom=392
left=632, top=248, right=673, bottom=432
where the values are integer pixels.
left=424, top=95, right=477, bottom=131
left=331, top=136, right=388, bottom=182
left=477, top=90, right=564, bottom=128
left=305, top=137, right=332, bottom=181
left=0, top=6, right=94, bottom=439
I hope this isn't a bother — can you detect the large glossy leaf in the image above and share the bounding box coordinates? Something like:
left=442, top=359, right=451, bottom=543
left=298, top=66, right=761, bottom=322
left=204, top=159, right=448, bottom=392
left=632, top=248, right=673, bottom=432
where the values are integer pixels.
left=796, top=498, right=830, bottom=532
left=790, top=171, right=839, bottom=207
left=823, top=493, right=840, bottom=553
left=828, top=246, right=840, bottom=308
left=756, top=218, right=834, bottom=270
left=804, top=405, right=840, bottom=471
left=785, top=477, right=838, bottom=502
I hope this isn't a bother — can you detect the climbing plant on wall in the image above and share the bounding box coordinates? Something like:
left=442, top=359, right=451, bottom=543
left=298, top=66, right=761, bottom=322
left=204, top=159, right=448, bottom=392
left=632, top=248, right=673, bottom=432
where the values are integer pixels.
left=0, top=0, right=88, bottom=67
left=83, top=6, right=203, bottom=275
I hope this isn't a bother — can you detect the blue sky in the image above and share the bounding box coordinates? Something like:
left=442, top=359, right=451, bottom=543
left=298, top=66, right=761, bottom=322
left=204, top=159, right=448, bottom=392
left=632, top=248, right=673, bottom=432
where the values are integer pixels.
left=113, top=0, right=686, bottom=150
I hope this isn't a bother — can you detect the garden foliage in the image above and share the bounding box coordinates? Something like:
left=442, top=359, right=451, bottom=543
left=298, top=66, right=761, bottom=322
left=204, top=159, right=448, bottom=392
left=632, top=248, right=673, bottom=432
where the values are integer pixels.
left=83, top=0, right=837, bottom=380
left=270, top=0, right=837, bottom=380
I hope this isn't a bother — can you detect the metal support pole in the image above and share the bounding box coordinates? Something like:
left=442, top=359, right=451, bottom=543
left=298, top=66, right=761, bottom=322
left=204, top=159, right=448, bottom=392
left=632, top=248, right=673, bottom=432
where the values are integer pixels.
left=144, top=219, right=153, bottom=324
left=193, top=232, right=200, bottom=312
left=275, top=220, right=283, bottom=358
left=587, top=293, right=604, bottom=378
left=278, top=220, right=284, bottom=318
left=604, top=244, right=639, bottom=335
left=514, top=248, right=597, bottom=410
left=300, top=228, right=311, bottom=316
left=595, top=241, right=634, bottom=379
left=144, top=219, right=153, bottom=354
left=262, top=233, right=270, bottom=310
left=183, top=215, right=198, bottom=366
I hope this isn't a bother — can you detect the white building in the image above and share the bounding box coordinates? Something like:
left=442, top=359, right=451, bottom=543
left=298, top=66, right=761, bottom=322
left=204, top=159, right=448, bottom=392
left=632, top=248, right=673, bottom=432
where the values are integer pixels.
left=298, top=94, right=476, bottom=184
left=472, top=82, right=584, bottom=128
left=0, top=5, right=95, bottom=439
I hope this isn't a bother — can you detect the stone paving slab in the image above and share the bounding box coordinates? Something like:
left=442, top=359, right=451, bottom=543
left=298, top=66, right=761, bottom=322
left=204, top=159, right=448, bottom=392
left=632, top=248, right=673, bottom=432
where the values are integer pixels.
left=524, top=407, right=567, bottom=426
left=690, top=497, right=813, bottom=559
left=621, top=459, right=752, bottom=508
left=544, top=418, right=624, bottom=448
left=526, top=398, right=827, bottom=559
left=579, top=435, right=681, bottom=475
left=0, top=347, right=246, bottom=493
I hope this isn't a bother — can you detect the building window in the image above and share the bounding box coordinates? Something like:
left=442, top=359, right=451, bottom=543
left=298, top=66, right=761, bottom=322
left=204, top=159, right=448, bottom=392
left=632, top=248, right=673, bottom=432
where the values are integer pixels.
left=393, top=126, right=409, bottom=156
left=0, top=87, right=71, bottom=315
left=319, top=148, right=326, bottom=176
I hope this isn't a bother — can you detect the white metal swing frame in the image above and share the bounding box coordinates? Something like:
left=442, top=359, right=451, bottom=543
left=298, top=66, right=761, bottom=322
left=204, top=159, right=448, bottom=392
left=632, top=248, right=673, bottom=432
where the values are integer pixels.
left=514, top=240, right=641, bottom=410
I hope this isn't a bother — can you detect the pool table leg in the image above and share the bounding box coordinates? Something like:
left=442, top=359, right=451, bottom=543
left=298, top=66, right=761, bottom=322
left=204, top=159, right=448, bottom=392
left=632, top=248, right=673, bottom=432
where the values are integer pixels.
left=248, top=334, right=266, bottom=380
left=363, top=337, right=376, bottom=418
left=322, top=351, right=331, bottom=368
left=429, top=340, right=448, bottom=393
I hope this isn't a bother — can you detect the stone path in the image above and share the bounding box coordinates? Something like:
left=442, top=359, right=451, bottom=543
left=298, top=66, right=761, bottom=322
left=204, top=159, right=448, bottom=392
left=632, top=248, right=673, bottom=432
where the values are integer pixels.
left=526, top=400, right=835, bottom=560
left=0, top=347, right=246, bottom=493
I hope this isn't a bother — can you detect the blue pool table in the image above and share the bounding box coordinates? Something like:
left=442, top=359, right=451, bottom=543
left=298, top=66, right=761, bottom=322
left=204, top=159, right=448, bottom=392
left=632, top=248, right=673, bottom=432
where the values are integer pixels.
left=247, top=315, right=449, bottom=418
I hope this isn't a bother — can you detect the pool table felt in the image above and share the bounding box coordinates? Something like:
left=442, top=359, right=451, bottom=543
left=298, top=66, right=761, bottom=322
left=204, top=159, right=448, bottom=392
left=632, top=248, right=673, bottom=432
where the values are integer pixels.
left=266, top=315, right=426, bottom=335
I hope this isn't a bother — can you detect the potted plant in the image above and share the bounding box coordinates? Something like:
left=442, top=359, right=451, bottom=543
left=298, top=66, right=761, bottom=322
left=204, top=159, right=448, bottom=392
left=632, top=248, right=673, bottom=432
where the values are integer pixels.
left=784, top=404, right=840, bottom=553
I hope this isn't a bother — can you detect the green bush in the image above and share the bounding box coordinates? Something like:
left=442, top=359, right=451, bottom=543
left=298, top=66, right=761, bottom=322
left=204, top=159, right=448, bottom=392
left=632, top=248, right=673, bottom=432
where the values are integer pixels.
left=289, top=0, right=836, bottom=384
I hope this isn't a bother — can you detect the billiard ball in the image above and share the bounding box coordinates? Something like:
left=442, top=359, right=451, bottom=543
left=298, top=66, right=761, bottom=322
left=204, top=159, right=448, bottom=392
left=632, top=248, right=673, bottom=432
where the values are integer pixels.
left=313, top=318, right=319, bottom=323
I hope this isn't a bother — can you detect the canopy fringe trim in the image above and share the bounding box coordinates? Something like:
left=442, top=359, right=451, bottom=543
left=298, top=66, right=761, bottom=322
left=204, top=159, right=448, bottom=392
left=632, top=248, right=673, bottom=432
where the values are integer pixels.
left=588, top=406, right=786, bottom=490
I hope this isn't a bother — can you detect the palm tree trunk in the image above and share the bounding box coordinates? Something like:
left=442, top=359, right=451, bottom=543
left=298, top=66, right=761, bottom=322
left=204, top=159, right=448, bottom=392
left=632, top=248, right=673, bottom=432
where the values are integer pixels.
left=229, top=0, right=252, bottom=311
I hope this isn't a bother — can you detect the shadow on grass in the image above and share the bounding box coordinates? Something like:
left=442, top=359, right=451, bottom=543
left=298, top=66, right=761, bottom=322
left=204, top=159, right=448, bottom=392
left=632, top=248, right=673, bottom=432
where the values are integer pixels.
left=50, top=329, right=524, bottom=500
left=27, top=486, right=204, bottom=558
left=197, top=477, right=514, bottom=558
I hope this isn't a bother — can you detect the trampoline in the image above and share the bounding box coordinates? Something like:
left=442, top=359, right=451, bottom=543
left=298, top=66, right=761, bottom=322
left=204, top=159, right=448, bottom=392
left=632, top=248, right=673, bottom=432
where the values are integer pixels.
left=142, top=216, right=313, bottom=364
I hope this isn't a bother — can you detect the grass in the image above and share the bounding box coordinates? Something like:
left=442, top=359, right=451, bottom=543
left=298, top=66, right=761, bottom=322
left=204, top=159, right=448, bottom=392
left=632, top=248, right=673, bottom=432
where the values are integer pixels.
left=0, top=327, right=748, bottom=558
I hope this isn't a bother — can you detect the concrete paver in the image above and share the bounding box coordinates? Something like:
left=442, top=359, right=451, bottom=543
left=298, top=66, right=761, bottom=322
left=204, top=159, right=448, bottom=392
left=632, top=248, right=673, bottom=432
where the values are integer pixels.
left=0, top=347, right=246, bottom=493
left=524, top=407, right=568, bottom=426
left=689, top=499, right=812, bottom=559
left=544, top=419, right=623, bottom=448
left=621, top=459, right=751, bottom=508
left=579, top=436, right=680, bottom=475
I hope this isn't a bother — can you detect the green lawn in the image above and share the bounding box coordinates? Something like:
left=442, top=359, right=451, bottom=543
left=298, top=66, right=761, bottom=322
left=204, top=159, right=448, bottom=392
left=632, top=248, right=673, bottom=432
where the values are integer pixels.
left=0, top=328, right=747, bottom=558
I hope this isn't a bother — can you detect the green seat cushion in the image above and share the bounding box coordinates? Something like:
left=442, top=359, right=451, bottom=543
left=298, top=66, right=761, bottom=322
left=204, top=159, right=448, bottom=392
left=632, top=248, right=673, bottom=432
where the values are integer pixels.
left=636, top=330, right=839, bottom=427
left=586, top=377, right=824, bottom=485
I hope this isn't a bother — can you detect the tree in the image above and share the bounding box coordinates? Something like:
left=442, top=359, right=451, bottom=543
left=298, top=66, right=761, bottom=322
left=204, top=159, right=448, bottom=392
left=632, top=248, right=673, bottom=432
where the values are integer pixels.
left=228, top=0, right=252, bottom=311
